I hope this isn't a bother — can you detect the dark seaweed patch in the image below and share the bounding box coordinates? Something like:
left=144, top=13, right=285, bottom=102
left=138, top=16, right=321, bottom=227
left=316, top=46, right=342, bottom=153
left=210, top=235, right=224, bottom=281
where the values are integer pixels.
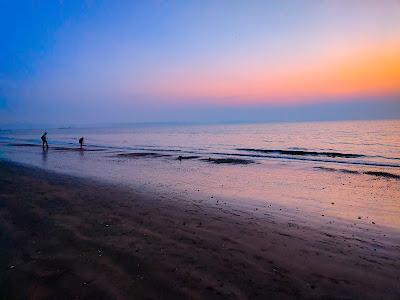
left=201, top=158, right=254, bottom=165
left=116, top=152, right=171, bottom=158
left=315, top=167, right=400, bottom=179
left=177, top=155, right=200, bottom=160
left=363, top=171, right=400, bottom=179
left=314, top=167, right=360, bottom=174
left=238, top=148, right=364, bottom=158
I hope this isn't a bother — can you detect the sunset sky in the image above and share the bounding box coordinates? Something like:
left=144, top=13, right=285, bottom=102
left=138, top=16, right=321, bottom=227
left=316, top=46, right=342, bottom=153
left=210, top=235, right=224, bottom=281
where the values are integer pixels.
left=1, top=1, right=400, bottom=126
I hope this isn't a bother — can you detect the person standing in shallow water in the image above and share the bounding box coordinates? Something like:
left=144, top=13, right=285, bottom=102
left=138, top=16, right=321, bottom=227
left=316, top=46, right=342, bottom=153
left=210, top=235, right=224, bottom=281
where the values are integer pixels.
left=41, top=132, right=48, bottom=150
left=79, top=137, right=84, bottom=149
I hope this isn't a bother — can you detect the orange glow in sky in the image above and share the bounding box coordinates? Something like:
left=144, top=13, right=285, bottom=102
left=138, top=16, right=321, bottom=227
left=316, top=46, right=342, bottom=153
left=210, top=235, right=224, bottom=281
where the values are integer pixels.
left=143, top=43, right=400, bottom=104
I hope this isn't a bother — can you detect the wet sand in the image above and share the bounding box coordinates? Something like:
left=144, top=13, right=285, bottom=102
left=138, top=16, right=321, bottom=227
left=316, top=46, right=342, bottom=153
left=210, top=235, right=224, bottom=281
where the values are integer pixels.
left=0, top=160, right=399, bottom=299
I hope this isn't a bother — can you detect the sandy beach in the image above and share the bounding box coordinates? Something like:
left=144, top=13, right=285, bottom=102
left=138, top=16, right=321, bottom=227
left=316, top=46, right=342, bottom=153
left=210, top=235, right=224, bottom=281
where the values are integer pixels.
left=0, top=160, right=399, bottom=299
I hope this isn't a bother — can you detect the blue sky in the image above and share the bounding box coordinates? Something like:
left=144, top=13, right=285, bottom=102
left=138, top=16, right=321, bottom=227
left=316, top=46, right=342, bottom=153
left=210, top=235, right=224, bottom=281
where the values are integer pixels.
left=1, top=1, right=399, bottom=126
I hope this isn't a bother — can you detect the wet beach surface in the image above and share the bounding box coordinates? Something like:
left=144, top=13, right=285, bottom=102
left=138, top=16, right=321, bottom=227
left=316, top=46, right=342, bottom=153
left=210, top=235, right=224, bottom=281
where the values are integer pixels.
left=1, top=139, right=400, bottom=230
left=1, top=161, right=399, bottom=299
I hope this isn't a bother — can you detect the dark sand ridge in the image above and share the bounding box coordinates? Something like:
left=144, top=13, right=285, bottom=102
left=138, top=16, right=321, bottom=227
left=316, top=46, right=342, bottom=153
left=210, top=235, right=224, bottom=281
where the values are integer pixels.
left=0, top=161, right=399, bottom=299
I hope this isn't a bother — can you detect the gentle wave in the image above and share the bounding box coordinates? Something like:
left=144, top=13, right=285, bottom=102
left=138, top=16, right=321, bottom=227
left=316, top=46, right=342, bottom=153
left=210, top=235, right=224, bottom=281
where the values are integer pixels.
left=6, top=143, right=105, bottom=152
left=2, top=139, right=400, bottom=168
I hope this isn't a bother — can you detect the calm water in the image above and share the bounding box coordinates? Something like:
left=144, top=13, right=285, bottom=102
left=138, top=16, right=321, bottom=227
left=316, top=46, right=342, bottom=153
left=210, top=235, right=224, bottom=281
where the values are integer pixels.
left=1, top=120, right=400, bottom=229
left=1, top=120, right=400, bottom=167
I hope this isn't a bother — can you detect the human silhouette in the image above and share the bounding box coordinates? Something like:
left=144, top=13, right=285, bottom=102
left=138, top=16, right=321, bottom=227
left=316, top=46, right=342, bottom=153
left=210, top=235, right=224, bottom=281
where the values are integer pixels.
left=79, top=137, right=84, bottom=149
left=41, top=132, right=49, bottom=150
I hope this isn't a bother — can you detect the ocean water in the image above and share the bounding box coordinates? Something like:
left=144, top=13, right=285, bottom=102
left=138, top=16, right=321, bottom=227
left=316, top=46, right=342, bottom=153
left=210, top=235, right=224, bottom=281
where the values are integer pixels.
left=1, top=120, right=400, bottom=168
left=1, top=120, right=400, bottom=229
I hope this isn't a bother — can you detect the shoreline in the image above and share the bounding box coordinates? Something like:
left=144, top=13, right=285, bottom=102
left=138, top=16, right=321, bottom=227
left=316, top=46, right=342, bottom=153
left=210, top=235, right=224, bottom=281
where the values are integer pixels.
left=0, top=160, right=399, bottom=299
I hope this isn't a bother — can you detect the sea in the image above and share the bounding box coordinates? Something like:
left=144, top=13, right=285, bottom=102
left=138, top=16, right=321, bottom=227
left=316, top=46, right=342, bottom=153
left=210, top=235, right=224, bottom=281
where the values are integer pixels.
left=1, top=120, right=399, bottom=229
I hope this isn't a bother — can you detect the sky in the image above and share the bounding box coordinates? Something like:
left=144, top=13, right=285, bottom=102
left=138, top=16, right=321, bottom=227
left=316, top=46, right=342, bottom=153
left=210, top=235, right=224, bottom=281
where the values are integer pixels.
left=0, top=0, right=400, bottom=127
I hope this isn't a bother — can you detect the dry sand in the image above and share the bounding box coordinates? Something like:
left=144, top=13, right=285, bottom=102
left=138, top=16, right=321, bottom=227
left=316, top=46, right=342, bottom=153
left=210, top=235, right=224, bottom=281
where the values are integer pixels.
left=0, top=160, right=399, bottom=299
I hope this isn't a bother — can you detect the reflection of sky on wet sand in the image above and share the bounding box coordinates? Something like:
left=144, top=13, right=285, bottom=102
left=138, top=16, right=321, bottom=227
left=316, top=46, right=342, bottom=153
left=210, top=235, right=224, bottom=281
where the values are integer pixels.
left=2, top=143, right=400, bottom=231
